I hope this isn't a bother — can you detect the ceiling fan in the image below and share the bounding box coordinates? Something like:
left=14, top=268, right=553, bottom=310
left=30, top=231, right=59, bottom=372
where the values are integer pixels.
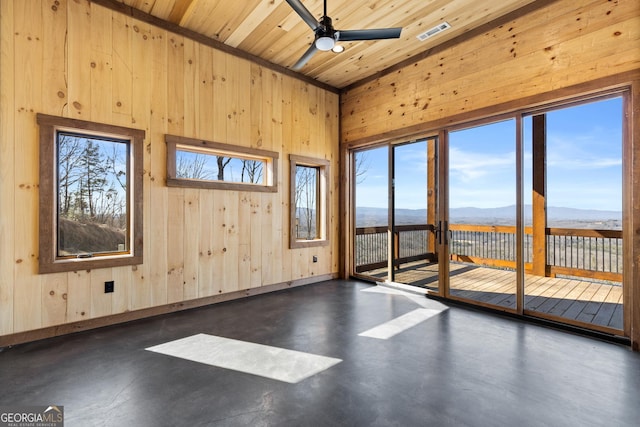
left=286, top=0, right=402, bottom=70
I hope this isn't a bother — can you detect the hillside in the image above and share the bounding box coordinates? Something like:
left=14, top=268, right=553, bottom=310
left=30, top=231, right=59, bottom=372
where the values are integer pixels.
left=58, top=218, right=126, bottom=255
left=356, top=205, right=622, bottom=229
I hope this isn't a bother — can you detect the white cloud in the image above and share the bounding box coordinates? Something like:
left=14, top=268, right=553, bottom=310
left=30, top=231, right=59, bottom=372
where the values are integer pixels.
left=449, top=146, right=515, bottom=182
left=546, top=134, right=621, bottom=170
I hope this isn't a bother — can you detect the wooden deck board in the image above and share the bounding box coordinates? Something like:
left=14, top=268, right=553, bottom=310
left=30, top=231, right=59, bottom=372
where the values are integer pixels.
left=611, top=303, right=624, bottom=329
left=452, top=271, right=515, bottom=307
left=591, top=285, right=621, bottom=327
left=546, top=281, right=593, bottom=316
left=562, top=283, right=603, bottom=321
left=533, top=278, right=579, bottom=313
left=364, top=261, right=623, bottom=331
left=452, top=272, right=512, bottom=296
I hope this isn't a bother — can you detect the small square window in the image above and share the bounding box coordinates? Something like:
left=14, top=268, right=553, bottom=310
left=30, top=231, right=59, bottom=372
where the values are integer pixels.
left=289, top=155, right=330, bottom=249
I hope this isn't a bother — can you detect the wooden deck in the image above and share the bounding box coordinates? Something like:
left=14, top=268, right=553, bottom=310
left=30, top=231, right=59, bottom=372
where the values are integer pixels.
left=363, top=261, right=623, bottom=332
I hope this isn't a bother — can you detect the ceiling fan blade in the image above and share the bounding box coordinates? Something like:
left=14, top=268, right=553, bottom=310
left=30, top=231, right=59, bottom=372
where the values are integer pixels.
left=285, top=0, right=319, bottom=31
left=337, top=28, right=402, bottom=42
left=291, top=43, right=319, bottom=70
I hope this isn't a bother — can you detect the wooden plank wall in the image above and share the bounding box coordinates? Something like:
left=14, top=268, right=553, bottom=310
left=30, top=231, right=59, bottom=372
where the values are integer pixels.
left=0, top=0, right=339, bottom=339
left=340, top=0, right=640, bottom=348
left=341, top=0, right=640, bottom=145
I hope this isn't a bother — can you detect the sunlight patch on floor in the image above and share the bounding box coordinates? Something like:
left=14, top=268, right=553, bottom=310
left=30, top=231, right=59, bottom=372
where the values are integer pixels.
left=358, top=308, right=444, bottom=340
left=146, top=334, right=342, bottom=384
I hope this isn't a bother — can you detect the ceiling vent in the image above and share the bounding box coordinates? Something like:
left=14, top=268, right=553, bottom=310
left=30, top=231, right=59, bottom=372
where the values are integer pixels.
left=416, top=22, right=451, bottom=42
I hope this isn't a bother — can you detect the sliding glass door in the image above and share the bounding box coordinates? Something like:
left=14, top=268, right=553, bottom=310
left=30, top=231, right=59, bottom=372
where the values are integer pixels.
left=390, top=139, right=439, bottom=292
left=523, top=97, right=624, bottom=333
left=352, top=138, right=439, bottom=292
left=350, top=92, right=626, bottom=336
left=442, top=95, right=624, bottom=333
left=353, top=146, right=389, bottom=282
left=447, top=120, right=518, bottom=310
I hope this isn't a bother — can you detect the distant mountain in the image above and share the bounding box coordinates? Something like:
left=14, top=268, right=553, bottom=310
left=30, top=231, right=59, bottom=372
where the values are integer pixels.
left=356, top=205, right=622, bottom=227
left=356, top=207, right=427, bottom=225
left=452, top=205, right=621, bottom=221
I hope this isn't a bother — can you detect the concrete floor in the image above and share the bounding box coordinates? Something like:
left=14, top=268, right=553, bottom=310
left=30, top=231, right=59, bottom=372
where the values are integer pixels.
left=1, top=279, right=639, bottom=426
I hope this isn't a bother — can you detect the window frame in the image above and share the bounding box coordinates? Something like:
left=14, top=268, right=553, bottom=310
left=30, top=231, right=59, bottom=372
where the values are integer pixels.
left=165, top=135, right=279, bottom=192
left=289, top=154, right=330, bottom=249
left=37, top=113, right=144, bottom=274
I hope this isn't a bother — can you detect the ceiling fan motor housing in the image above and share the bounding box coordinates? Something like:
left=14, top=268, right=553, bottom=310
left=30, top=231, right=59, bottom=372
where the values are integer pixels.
left=315, top=15, right=336, bottom=50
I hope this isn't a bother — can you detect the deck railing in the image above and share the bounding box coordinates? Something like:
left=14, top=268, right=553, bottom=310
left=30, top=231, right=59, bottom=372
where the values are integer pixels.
left=354, top=226, right=388, bottom=270
left=356, top=224, right=434, bottom=272
left=545, top=227, right=622, bottom=281
left=355, top=224, right=623, bottom=282
left=354, top=225, right=433, bottom=272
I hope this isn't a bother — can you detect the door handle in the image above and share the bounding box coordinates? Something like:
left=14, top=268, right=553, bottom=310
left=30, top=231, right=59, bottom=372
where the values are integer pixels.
left=443, top=220, right=448, bottom=245
left=436, top=221, right=448, bottom=245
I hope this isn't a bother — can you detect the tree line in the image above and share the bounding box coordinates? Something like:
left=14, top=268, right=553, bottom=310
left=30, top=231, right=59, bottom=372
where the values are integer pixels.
left=58, top=134, right=128, bottom=230
left=176, top=151, right=264, bottom=184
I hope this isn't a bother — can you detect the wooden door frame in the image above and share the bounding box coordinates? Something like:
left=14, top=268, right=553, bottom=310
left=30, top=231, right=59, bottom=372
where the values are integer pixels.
left=625, top=81, right=639, bottom=351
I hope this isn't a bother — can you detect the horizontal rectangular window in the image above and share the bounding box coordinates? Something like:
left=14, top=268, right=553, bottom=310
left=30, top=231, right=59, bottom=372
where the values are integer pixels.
left=166, top=135, right=278, bottom=192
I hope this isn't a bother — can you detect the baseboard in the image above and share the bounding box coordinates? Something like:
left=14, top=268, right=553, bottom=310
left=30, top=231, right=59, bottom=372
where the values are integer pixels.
left=0, top=273, right=338, bottom=348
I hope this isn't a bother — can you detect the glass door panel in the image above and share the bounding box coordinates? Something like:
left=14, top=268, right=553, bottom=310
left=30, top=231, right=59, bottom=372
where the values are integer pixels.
left=523, top=97, right=623, bottom=332
left=353, top=146, right=389, bottom=282
left=391, top=139, right=439, bottom=292
left=448, top=120, right=517, bottom=309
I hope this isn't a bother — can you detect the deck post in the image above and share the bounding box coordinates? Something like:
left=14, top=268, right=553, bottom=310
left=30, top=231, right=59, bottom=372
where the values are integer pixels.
left=532, top=114, right=547, bottom=277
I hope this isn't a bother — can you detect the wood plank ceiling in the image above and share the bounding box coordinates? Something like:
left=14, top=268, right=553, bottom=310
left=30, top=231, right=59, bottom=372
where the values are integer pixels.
left=112, top=0, right=539, bottom=89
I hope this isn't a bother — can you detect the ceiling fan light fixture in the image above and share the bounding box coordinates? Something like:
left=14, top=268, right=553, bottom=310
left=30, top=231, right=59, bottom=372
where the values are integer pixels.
left=286, top=0, right=402, bottom=70
left=315, top=35, right=335, bottom=51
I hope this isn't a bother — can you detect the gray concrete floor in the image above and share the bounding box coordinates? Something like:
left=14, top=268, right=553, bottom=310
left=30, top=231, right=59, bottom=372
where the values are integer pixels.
left=1, top=279, right=639, bottom=426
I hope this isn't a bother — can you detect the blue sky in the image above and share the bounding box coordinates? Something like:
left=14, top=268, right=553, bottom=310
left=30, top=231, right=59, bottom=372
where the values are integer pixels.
left=355, top=96, right=623, bottom=212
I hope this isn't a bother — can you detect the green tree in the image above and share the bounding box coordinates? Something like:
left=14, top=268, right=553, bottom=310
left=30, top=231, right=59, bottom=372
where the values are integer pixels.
left=77, top=139, right=107, bottom=219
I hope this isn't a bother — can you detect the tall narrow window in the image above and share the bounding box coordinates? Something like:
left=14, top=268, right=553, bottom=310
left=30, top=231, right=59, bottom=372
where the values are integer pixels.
left=289, top=155, right=330, bottom=248
left=37, top=114, right=144, bottom=273
left=295, top=165, right=320, bottom=240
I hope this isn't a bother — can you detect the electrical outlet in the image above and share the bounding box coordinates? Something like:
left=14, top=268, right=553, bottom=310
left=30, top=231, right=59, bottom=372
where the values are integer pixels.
left=313, top=255, right=318, bottom=263
left=104, top=281, right=114, bottom=293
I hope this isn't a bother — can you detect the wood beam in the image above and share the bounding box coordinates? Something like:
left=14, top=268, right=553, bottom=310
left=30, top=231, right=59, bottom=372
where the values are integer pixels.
left=167, top=0, right=198, bottom=25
